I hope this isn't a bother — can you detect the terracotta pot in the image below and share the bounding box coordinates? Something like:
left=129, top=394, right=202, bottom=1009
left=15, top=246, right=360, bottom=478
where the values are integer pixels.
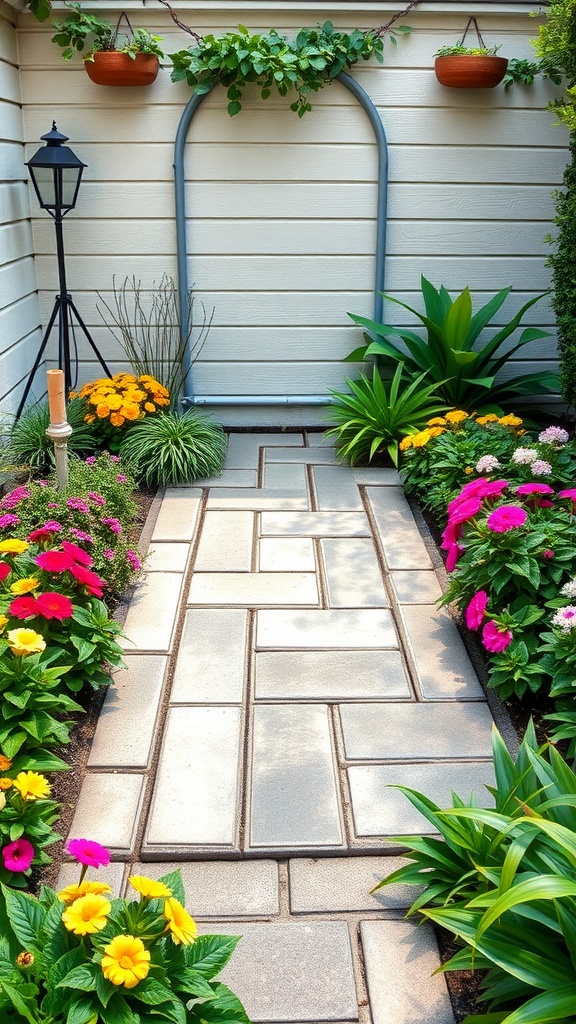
left=434, top=55, right=508, bottom=89
left=85, top=52, right=159, bottom=87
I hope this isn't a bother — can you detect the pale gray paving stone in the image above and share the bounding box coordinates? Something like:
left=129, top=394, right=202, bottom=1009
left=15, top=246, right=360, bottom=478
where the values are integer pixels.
left=145, top=707, right=242, bottom=850
left=188, top=572, right=319, bottom=607
left=258, top=537, right=315, bottom=571
left=250, top=705, right=343, bottom=848
left=321, top=537, right=388, bottom=607
left=66, top=773, right=145, bottom=856
left=264, top=446, right=339, bottom=464
left=257, top=609, right=398, bottom=649
left=151, top=488, right=202, bottom=542
left=194, top=511, right=255, bottom=571
left=226, top=432, right=304, bottom=469
left=353, top=466, right=402, bottom=485
left=56, top=861, right=127, bottom=899
left=145, top=543, right=190, bottom=573
left=340, top=702, right=494, bottom=761
left=289, top=856, right=419, bottom=912
left=261, top=511, right=370, bottom=537
left=255, top=650, right=411, bottom=700
left=391, top=569, right=443, bottom=604
left=312, top=465, right=365, bottom=511
left=128, top=860, right=279, bottom=917
left=88, top=655, right=167, bottom=768
left=199, top=922, right=358, bottom=1022
left=196, top=469, right=257, bottom=487
left=263, top=461, right=308, bottom=490
left=348, top=761, right=495, bottom=836
left=120, top=572, right=183, bottom=653
left=207, top=489, right=309, bottom=511
left=171, top=609, right=247, bottom=703
left=305, top=431, right=336, bottom=448
left=399, top=604, right=485, bottom=699
left=361, top=920, right=455, bottom=1024
left=367, top=486, right=434, bottom=569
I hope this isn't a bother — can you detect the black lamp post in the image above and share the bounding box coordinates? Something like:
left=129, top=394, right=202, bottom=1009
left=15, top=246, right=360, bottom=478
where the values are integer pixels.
left=17, top=122, right=112, bottom=418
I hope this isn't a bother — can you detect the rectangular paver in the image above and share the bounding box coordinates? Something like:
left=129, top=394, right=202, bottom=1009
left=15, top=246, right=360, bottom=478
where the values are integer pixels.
left=264, top=462, right=308, bottom=490
left=261, top=511, right=370, bottom=537
left=226, top=432, right=304, bottom=469
left=208, top=489, right=309, bottom=511
left=250, top=705, right=343, bottom=848
left=348, top=761, right=495, bottom=836
left=353, top=467, right=402, bottom=485
left=129, top=860, right=279, bottom=918
left=188, top=572, right=319, bottom=606
left=367, top=487, right=434, bottom=569
left=145, top=707, right=242, bottom=850
left=312, top=465, right=364, bottom=511
left=400, top=604, right=485, bottom=699
left=321, top=537, right=388, bottom=607
left=259, top=537, right=315, bottom=572
left=67, top=773, right=145, bottom=856
left=361, top=920, right=455, bottom=1024
left=145, top=542, right=190, bottom=573
left=255, top=650, right=411, bottom=699
left=120, top=572, right=183, bottom=653
left=196, top=469, right=257, bottom=487
left=194, top=511, right=254, bottom=571
left=339, top=702, right=494, bottom=760
left=151, top=488, right=202, bottom=541
left=171, top=609, right=247, bottom=703
left=265, top=446, right=339, bottom=464
left=88, top=655, right=167, bottom=767
left=257, top=609, right=398, bottom=649
left=289, top=856, right=418, bottom=912
left=391, top=570, right=443, bottom=604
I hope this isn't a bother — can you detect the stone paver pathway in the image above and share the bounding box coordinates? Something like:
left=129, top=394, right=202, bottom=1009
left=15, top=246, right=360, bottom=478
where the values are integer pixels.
left=60, top=432, right=501, bottom=1024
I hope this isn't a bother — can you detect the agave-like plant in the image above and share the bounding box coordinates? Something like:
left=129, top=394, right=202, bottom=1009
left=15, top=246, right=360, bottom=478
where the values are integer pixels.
left=346, top=277, right=557, bottom=409
left=324, top=363, right=448, bottom=466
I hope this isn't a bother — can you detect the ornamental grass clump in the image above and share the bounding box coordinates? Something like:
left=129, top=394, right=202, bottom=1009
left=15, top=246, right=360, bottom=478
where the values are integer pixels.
left=119, top=408, right=228, bottom=486
left=0, top=845, right=248, bottom=1024
left=0, top=399, right=97, bottom=472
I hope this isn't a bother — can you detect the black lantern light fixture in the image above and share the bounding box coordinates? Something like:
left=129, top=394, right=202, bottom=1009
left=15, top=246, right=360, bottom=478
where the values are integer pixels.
left=17, top=122, right=112, bottom=418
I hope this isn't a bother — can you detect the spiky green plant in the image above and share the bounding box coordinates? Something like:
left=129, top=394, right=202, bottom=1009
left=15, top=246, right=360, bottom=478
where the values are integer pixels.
left=119, top=409, right=227, bottom=486
left=0, top=400, right=97, bottom=472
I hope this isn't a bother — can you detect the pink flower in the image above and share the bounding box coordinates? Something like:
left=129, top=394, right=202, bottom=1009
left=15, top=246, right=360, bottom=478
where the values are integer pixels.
left=0, top=514, right=19, bottom=529
left=9, top=596, right=38, bottom=619
left=2, top=837, right=34, bottom=872
left=102, top=518, right=122, bottom=535
left=0, top=562, right=11, bottom=581
left=43, top=521, right=62, bottom=532
left=127, top=550, right=141, bottom=572
left=35, top=592, right=74, bottom=621
left=69, top=564, right=106, bottom=597
left=445, top=543, right=464, bottom=572
left=532, top=460, right=553, bottom=476
left=35, top=551, right=75, bottom=572
left=116, top=474, right=128, bottom=483
left=559, top=489, right=576, bottom=504
left=516, top=483, right=555, bottom=496
left=465, top=591, right=489, bottom=630
left=441, top=520, right=462, bottom=550
left=67, top=498, right=89, bottom=513
left=66, top=838, right=110, bottom=868
left=539, top=426, right=569, bottom=444
left=542, top=549, right=555, bottom=559
left=482, top=620, right=513, bottom=653
left=85, top=456, right=97, bottom=465
left=487, top=505, right=527, bottom=533
left=88, top=492, right=106, bottom=507
left=62, top=541, right=93, bottom=567
left=110, top=456, right=120, bottom=463
left=103, top=548, right=114, bottom=561
left=448, top=478, right=509, bottom=516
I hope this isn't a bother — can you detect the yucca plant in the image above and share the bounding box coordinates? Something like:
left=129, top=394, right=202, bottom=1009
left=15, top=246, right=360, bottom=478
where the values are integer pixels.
left=119, top=409, right=227, bottom=486
left=346, top=277, right=557, bottom=409
left=324, top=363, right=448, bottom=466
left=0, top=399, right=97, bottom=471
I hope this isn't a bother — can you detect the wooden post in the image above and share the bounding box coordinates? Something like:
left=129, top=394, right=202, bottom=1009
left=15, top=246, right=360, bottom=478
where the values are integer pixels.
left=45, top=369, right=73, bottom=490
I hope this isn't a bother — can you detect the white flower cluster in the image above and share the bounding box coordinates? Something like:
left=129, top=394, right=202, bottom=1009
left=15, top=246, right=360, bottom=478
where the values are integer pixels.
left=475, top=454, right=501, bottom=473
left=531, top=460, right=553, bottom=476
left=538, top=426, right=569, bottom=445
left=512, top=447, right=538, bottom=465
left=552, top=606, right=576, bottom=633
left=561, top=578, right=576, bottom=599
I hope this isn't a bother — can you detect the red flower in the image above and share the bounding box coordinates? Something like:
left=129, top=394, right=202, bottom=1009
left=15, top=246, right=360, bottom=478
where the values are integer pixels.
left=35, top=551, right=75, bottom=572
left=9, top=596, right=39, bottom=619
left=27, top=529, right=55, bottom=545
left=62, top=541, right=93, bottom=567
left=35, top=592, right=74, bottom=621
left=69, top=564, right=106, bottom=597
left=0, top=562, right=10, bottom=581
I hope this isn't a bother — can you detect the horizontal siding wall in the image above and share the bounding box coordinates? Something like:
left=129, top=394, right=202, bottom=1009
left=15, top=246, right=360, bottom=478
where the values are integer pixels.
left=17, top=4, right=568, bottom=425
left=0, top=0, right=41, bottom=418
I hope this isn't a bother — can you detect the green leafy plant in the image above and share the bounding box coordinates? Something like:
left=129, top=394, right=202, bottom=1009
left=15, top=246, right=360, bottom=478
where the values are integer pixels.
left=51, top=3, right=164, bottom=62
left=0, top=401, right=96, bottom=473
left=119, top=409, right=228, bottom=486
left=346, top=277, right=557, bottom=409
left=0, top=853, right=249, bottom=1024
left=324, top=363, right=448, bottom=467
left=0, top=769, right=60, bottom=888
left=434, top=44, right=501, bottom=57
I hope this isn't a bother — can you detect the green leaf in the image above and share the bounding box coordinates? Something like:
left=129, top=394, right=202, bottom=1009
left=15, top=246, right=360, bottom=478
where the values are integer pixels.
left=58, top=964, right=98, bottom=991
left=67, top=995, right=99, bottom=1024
left=132, top=977, right=175, bottom=1005
left=0, top=981, right=38, bottom=1024
left=186, top=935, right=240, bottom=978
left=2, top=885, right=45, bottom=950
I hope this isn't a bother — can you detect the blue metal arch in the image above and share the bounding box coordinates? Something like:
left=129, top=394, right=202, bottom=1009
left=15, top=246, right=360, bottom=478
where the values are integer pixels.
left=173, top=71, right=388, bottom=405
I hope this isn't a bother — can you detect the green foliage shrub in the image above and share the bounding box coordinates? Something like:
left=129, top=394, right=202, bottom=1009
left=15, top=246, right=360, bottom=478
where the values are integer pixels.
left=119, top=409, right=228, bottom=486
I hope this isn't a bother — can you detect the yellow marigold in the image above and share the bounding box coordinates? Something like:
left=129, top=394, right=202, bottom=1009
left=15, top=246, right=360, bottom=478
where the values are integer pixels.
left=427, top=417, right=446, bottom=426
left=499, top=414, right=523, bottom=427
left=144, top=402, right=156, bottom=413
left=96, top=404, right=111, bottom=420
left=464, top=466, right=474, bottom=475
left=10, top=578, right=40, bottom=596
left=164, top=897, right=197, bottom=945
left=58, top=879, right=113, bottom=903
left=121, top=403, right=141, bottom=421
left=154, top=395, right=170, bottom=407
left=445, top=410, right=468, bottom=424
left=427, top=427, right=445, bottom=438
left=0, top=756, right=12, bottom=771
left=13, top=771, right=51, bottom=801
left=124, top=389, right=145, bottom=402
left=106, top=394, right=123, bottom=411
left=0, top=615, right=8, bottom=632
left=110, top=413, right=125, bottom=428
left=0, top=779, right=13, bottom=791
left=411, top=430, right=432, bottom=449
left=62, top=894, right=111, bottom=936
left=7, top=628, right=46, bottom=657
left=0, top=539, right=29, bottom=555
left=101, top=934, right=150, bottom=989
left=129, top=875, right=173, bottom=899
left=475, top=413, right=499, bottom=425
left=85, top=414, right=96, bottom=424
left=399, top=435, right=414, bottom=451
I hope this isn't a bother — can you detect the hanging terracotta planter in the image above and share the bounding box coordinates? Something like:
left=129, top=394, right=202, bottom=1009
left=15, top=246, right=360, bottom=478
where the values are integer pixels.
left=434, top=54, right=508, bottom=89
left=84, top=51, right=160, bottom=87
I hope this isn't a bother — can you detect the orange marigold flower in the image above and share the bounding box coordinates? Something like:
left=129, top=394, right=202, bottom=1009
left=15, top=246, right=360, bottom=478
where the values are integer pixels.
left=121, top=404, right=141, bottom=421
left=96, top=404, right=110, bottom=419
left=144, top=402, right=156, bottom=413
left=0, top=755, right=12, bottom=771
left=475, top=413, right=499, bottom=425
left=445, top=410, right=468, bottom=424
left=399, top=435, right=414, bottom=451
left=0, top=779, right=13, bottom=790
left=110, top=413, right=125, bottom=428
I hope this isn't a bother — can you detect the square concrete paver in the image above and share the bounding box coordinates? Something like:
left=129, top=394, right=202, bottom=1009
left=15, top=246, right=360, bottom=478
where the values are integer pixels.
left=188, top=572, right=319, bottom=607
left=194, top=511, right=255, bottom=571
left=348, top=761, right=495, bottom=836
left=367, top=487, right=434, bottom=570
left=120, top=572, right=182, bottom=653
left=258, top=537, right=316, bottom=572
left=255, top=650, right=411, bottom=700
left=312, top=465, right=364, bottom=511
left=321, top=537, right=388, bottom=607
left=264, top=445, right=339, bottom=464
left=339, top=702, right=494, bottom=761
left=203, top=922, right=358, bottom=1022
left=361, top=920, right=455, bottom=1024
left=257, top=609, right=398, bottom=649
left=264, top=462, right=308, bottom=490
left=129, top=860, right=280, bottom=918
left=289, top=856, right=419, bottom=912
left=171, top=608, right=247, bottom=703
left=250, top=705, right=343, bottom=848
left=145, top=707, right=242, bottom=851
left=67, top=773, right=145, bottom=856
left=88, top=655, right=167, bottom=768
left=399, top=605, right=485, bottom=699
left=391, top=570, right=443, bottom=604
left=145, top=543, right=190, bottom=573
left=151, top=489, right=202, bottom=542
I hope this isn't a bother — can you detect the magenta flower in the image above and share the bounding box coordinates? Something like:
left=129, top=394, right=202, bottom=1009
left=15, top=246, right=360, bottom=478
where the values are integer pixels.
left=102, top=518, right=122, bottom=535
left=482, top=620, right=513, bottom=653
left=441, top=519, right=462, bottom=550
left=62, top=540, right=93, bottom=567
left=516, top=483, right=555, bottom=496
left=110, top=456, right=120, bottom=463
left=127, top=550, right=141, bottom=572
left=85, top=456, right=97, bottom=465
left=542, top=549, right=555, bottom=559
left=449, top=497, right=482, bottom=525
left=9, top=596, right=39, bottom=619
left=27, top=528, right=54, bottom=545
left=70, top=529, right=94, bottom=544
left=43, top=521, right=62, bottom=532
left=35, top=550, right=75, bottom=572
left=66, top=838, right=110, bottom=868
left=116, top=474, right=128, bottom=483
left=2, top=837, right=34, bottom=872
left=465, top=591, right=489, bottom=631
left=87, top=492, right=106, bottom=507
left=448, top=479, right=508, bottom=515
left=445, top=543, right=464, bottom=572
left=0, top=514, right=19, bottom=529
left=66, top=498, right=90, bottom=513
left=103, top=548, right=114, bottom=561
left=559, top=489, right=576, bottom=504
left=487, top=505, right=527, bottom=533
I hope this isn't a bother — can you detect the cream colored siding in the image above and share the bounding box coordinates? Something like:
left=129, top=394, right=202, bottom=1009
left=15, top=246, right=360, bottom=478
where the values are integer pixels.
left=16, top=3, right=567, bottom=424
left=0, top=0, right=41, bottom=415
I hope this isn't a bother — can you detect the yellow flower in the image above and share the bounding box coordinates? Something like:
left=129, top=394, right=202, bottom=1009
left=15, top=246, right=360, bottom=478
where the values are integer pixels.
left=7, top=628, right=46, bottom=657
left=144, top=402, right=156, bottom=413
left=84, top=414, right=96, bottom=424
left=475, top=413, right=499, bottom=425
left=0, top=615, right=8, bottom=632
left=58, top=879, right=113, bottom=903
left=464, top=466, right=474, bottom=475
left=499, top=414, right=523, bottom=427
left=427, top=416, right=446, bottom=426
left=0, top=779, right=13, bottom=791
left=9, top=578, right=40, bottom=595
left=101, top=934, right=151, bottom=989
left=399, top=436, right=413, bottom=451
left=96, top=403, right=110, bottom=419
left=163, top=897, right=197, bottom=945
left=13, top=771, right=51, bottom=801
left=427, top=427, right=445, bottom=438
left=110, top=413, right=125, bottom=427
left=129, top=875, right=173, bottom=899
left=411, top=430, right=432, bottom=449
left=106, top=394, right=123, bottom=410
left=121, top=403, right=141, bottom=421
left=0, top=756, right=12, bottom=771
left=155, top=395, right=170, bottom=407
left=445, top=410, right=468, bottom=424
left=0, top=539, right=29, bottom=555
left=62, top=893, right=111, bottom=935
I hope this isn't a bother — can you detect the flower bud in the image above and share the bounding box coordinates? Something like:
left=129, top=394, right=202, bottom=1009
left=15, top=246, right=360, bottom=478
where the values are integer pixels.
left=16, top=951, right=34, bottom=968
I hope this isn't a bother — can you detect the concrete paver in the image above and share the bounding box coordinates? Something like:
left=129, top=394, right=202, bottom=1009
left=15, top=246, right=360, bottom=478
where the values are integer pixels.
left=120, top=571, right=183, bottom=653
left=194, top=511, right=254, bottom=571
left=88, top=655, right=167, bottom=768
left=263, top=461, right=308, bottom=490
left=151, top=488, right=202, bottom=541
left=129, top=860, right=280, bottom=918
left=313, top=465, right=365, bottom=511
left=321, top=537, right=388, bottom=607
left=258, top=536, right=316, bottom=571
left=255, top=649, right=411, bottom=700
left=399, top=604, right=485, bottom=700
left=145, top=542, right=190, bottom=572
left=289, top=856, right=418, bottom=912
left=339, top=702, right=494, bottom=760
left=171, top=608, right=247, bottom=703
left=189, top=572, right=319, bottom=606
left=257, top=608, right=398, bottom=649
left=391, top=569, right=443, bottom=604
left=260, top=510, right=370, bottom=537
left=67, top=773, right=145, bottom=856
left=367, top=486, right=434, bottom=569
